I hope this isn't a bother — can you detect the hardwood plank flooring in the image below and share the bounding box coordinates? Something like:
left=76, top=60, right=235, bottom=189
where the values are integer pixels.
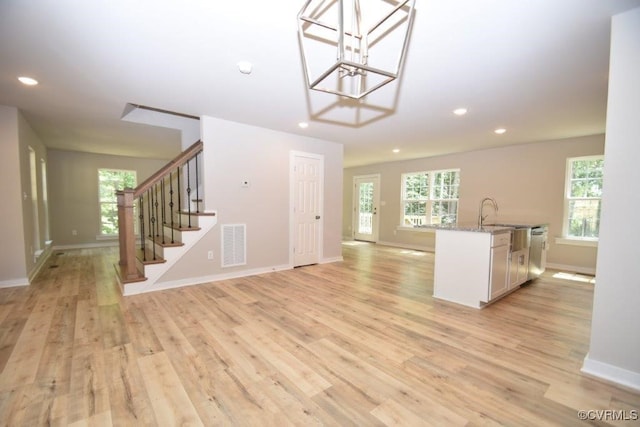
left=0, top=244, right=638, bottom=426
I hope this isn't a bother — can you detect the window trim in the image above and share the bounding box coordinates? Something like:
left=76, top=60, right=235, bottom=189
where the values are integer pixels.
left=562, top=155, right=603, bottom=243
left=98, top=168, right=137, bottom=237
left=400, top=168, right=460, bottom=227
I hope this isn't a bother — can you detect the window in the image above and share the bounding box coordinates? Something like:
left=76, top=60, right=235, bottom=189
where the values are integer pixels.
left=563, top=156, right=604, bottom=240
left=401, top=169, right=460, bottom=226
left=98, top=169, right=137, bottom=236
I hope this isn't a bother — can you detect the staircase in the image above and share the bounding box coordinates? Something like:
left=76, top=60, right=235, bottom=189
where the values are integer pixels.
left=115, top=140, right=217, bottom=295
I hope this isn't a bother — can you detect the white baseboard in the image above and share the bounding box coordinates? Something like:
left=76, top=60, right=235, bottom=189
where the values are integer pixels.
left=52, top=241, right=119, bottom=250
left=0, top=277, right=29, bottom=288
left=125, top=263, right=293, bottom=296
left=28, top=244, right=54, bottom=282
left=546, top=263, right=596, bottom=276
left=582, top=353, right=640, bottom=392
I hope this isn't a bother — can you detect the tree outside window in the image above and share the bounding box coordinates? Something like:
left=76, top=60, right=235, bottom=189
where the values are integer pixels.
left=401, top=169, right=460, bottom=226
left=564, top=156, right=603, bottom=239
left=99, top=169, right=137, bottom=235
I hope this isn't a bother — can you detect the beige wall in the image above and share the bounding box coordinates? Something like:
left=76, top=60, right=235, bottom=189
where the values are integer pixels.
left=0, top=106, right=50, bottom=285
left=47, top=150, right=167, bottom=247
left=584, top=7, right=640, bottom=390
left=157, top=117, right=343, bottom=284
left=344, top=134, right=604, bottom=272
left=0, top=106, right=28, bottom=283
left=18, top=110, right=49, bottom=276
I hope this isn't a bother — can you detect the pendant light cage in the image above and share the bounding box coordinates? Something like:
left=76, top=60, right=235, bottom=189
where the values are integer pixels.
left=298, top=0, right=415, bottom=99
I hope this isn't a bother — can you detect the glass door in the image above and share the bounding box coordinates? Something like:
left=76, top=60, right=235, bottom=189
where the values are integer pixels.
left=353, top=175, right=380, bottom=242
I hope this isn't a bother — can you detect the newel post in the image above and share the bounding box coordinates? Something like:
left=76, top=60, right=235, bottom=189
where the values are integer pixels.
left=117, top=189, right=138, bottom=279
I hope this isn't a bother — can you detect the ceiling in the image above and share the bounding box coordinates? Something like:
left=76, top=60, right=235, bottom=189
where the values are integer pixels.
left=1, top=0, right=639, bottom=168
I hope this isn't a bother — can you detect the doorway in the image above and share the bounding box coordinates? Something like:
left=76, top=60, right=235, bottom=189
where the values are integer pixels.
left=353, top=174, right=380, bottom=242
left=291, top=151, right=324, bottom=267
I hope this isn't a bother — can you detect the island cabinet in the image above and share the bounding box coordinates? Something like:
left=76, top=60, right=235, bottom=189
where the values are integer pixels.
left=509, top=249, right=530, bottom=288
left=433, top=228, right=512, bottom=309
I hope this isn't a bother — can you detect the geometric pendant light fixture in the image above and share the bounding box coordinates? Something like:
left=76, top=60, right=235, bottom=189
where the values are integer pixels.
left=297, top=0, right=416, bottom=99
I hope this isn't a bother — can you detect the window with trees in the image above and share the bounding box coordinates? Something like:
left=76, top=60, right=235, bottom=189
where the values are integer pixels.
left=401, top=169, right=460, bottom=226
left=563, top=156, right=604, bottom=240
left=98, top=169, right=137, bottom=236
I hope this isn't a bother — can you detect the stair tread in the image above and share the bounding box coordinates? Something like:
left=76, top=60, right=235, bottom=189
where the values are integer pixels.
left=136, top=247, right=166, bottom=265
left=178, top=210, right=216, bottom=216
left=145, top=235, right=184, bottom=248
left=164, top=223, right=202, bottom=231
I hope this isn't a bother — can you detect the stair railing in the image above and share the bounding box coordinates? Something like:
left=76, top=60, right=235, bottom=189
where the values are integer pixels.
left=117, top=140, right=203, bottom=280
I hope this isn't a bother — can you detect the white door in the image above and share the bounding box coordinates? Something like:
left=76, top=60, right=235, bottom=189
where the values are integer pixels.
left=292, top=152, right=323, bottom=267
left=353, top=175, right=380, bottom=242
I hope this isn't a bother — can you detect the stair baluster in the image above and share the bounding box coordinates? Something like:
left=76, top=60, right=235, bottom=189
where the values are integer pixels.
left=169, top=171, right=175, bottom=244
left=116, top=140, right=204, bottom=284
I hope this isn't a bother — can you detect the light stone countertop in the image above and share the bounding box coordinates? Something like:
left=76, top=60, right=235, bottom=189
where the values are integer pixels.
left=415, top=223, right=514, bottom=234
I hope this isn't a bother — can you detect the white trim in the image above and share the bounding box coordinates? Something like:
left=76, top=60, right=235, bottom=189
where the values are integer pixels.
left=28, top=243, right=54, bottom=282
left=562, top=155, right=604, bottom=239
left=582, top=353, right=640, bottom=392
left=53, top=241, right=119, bottom=250
left=555, top=237, right=598, bottom=248
left=0, top=278, right=29, bottom=288
left=125, top=263, right=292, bottom=296
left=96, top=234, right=119, bottom=241
left=353, top=174, right=381, bottom=242
left=546, top=263, right=596, bottom=276
left=290, top=151, right=325, bottom=267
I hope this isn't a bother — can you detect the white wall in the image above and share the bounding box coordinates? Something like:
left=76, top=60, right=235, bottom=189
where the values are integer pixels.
left=157, top=117, right=343, bottom=285
left=344, top=134, right=604, bottom=273
left=582, top=7, right=640, bottom=391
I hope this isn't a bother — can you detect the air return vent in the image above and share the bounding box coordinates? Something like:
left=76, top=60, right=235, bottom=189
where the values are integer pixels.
left=221, top=224, right=246, bottom=267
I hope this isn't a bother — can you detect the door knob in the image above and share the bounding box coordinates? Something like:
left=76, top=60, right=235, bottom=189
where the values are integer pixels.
left=315, top=215, right=321, bottom=219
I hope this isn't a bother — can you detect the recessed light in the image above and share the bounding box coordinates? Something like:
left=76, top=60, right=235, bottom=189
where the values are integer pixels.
left=18, top=76, right=38, bottom=86
left=494, top=128, right=507, bottom=134
left=237, top=61, right=253, bottom=74
left=298, top=122, right=309, bottom=129
left=392, top=148, right=400, bottom=153
left=453, top=108, right=468, bottom=116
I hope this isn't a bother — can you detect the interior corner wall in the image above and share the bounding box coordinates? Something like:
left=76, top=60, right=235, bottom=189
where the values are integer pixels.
left=583, top=7, right=640, bottom=391
left=0, top=105, right=28, bottom=283
left=47, top=150, right=168, bottom=247
left=343, top=134, right=604, bottom=272
left=156, top=116, right=343, bottom=285
left=17, top=110, right=48, bottom=276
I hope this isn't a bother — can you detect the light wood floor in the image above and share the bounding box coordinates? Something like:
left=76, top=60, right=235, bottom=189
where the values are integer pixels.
left=0, top=243, right=638, bottom=426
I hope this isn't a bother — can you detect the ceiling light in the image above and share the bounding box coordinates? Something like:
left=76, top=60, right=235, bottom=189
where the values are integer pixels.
left=494, top=128, right=507, bottom=134
left=18, top=76, right=38, bottom=86
left=237, top=61, right=253, bottom=74
left=453, top=108, right=468, bottom=116
left=392, top=148, right=400, bottom=153
left=298, top=122, right=309, bottom=129
left=297, top=0, right=416, bottom=99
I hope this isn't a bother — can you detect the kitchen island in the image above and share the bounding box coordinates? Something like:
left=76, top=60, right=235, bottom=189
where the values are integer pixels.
left=419, top=224, right=519, bottom=308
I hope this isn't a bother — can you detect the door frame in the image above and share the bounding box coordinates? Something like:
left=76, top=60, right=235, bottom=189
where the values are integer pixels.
left=289, top=151, right=324, bottom=267
left=352, top=174, right=381, bottom=242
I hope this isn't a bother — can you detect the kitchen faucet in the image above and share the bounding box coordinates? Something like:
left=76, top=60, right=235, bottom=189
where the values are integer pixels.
left=478, top=197, right=499, bottom=228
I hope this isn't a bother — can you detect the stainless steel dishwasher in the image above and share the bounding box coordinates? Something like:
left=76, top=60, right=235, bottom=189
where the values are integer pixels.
left=528, top=225, right=548, bottom=280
